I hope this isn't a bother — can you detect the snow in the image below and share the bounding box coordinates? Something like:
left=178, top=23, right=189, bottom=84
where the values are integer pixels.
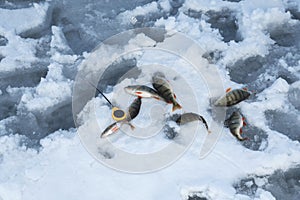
left=0, top=0, right=300, bottom=200
left=0, top=32, right=38, bottom=72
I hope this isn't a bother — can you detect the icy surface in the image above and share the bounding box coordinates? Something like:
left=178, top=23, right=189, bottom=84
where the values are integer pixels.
left=0, top=0, right=300, bottom=200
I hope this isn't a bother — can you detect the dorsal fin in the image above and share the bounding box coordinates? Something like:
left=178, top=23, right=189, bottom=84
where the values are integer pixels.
left=226, top=88, right=232, bottom=93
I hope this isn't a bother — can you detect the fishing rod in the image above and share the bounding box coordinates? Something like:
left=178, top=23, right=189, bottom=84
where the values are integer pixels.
left=78, top=76, right=127, bottom=122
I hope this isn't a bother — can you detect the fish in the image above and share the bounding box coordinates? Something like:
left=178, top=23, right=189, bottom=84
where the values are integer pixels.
left=152, top=73, right=182, bottom=111
left=224, top=111, right=248, bottom=141
left=101, top=122, right=120, bottom=138
left=175, top=112, right=210, bottom=133
left=101, top=98, right=141, bottom=138
left=126, top=97, right=142, bottom=121
left=214, top=88, right=251, bottom=107
left=124, top=85, right=164, bottom=101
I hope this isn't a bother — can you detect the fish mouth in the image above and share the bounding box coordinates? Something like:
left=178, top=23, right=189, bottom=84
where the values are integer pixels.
left=124, top=87, right=134, bottom=93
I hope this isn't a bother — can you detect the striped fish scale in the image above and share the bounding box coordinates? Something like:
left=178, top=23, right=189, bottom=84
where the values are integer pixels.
left=152, top=75, right=182, bottom=111
left=127, top=97, right=142, bottom=121
left=224, top=111, right=248, bottom=141
left=214, top=89, right=251, bottom=107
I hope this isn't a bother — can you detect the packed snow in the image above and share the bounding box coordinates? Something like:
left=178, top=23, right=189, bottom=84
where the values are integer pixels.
left=0, top=0, right=300, bottom=200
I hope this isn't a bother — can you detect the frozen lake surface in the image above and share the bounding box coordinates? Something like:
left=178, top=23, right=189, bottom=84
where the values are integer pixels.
left=0, top=0, right=300, bottom=199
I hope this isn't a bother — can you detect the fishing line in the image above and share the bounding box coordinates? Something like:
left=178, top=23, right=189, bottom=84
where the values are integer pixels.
left=78, top=76, right=113, bottom=107
left=78, top=76, right=127, bottom=122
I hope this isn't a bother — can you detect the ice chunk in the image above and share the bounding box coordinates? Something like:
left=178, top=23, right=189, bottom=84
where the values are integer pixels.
left=0, top=35, right=8, bottom=46
left=265, top=110, right=300, bottom=141
left=234, top=177, right=258, bottom=197
left=288, top=81, right=300, bottom=110
left=0, top=3, right=50, bottom=35
left=265, top=168, right=300, bottom=200
left=206, top=9, right=241, bottom=42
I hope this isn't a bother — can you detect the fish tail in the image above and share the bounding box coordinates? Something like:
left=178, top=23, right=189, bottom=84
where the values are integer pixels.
left=100, top=122, right=119, bottom=138
left=198, top=116, right=210, bottom=131
left=238, top=136, right=248, bottom=141
left=172, top=102, right=182, bottom=112
left=128, top=122, right=135, bottom=130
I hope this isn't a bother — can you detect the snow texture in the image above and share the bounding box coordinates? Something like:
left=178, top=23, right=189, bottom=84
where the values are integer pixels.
left=0, top=0, right=300, bottom=200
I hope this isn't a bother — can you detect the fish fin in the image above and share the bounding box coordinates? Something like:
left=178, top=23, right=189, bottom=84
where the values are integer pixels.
left=224, top=119, right=229, bottom=127
left=238, top=137, right=248, bottom=141
left=174, top=93, right=177, bottom=99
left=135, top=91, right=142, bottom=95
left=243, top=121, right=247, bottom=126
left=153, top=96, right=161, bottom=100
left=129, top=123, right=135, bottom=130
left=242, top=87, right=248, bottom=91
left=172, top=103, right=182, bottom=112
left=101, top=124, right=119, bottom=138
left=240, top=137, right=249, bottom=141
left=240, top=128, right=243, bottom=134
left=111, top=126, right=119, bottom=132
left=226, top=88, right=232, bottom=93
left=138, top=96, right=143, bottom=98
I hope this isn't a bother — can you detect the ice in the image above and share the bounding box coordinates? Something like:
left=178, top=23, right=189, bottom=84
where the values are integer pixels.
left=0, top=3, right=50, bottom=36
left=234, top=177, right=258, bottom=197
left=0, top=35, right=8, bottom=46
left=205, top=9, right=241, bottom=42
left=50, top=0, right=157, bottom=54
left=227, top=45, right=300, bottom=93
left=288, top=81, right=300, bottom=110
left=0, top=0, right=300, bottom=200
left=235, top=167, right=300, bottom=200
left=270, top=23, right=300, bottom=48
left=188, top=194, right=209, bottom=200
left=265, top=110, right=300, bottom=141
left=0, top=0, right=46, bottom=9
left=265, top=168, right=300, bottom=200
left=228, top=56, right=266, bottom=84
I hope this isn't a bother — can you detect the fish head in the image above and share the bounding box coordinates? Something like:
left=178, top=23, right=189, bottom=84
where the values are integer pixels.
left=124, top=85, right=137, bottom=94
left=153, top=71, right=165, bottom=78
left=101, top=123, right=119, bottom=138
